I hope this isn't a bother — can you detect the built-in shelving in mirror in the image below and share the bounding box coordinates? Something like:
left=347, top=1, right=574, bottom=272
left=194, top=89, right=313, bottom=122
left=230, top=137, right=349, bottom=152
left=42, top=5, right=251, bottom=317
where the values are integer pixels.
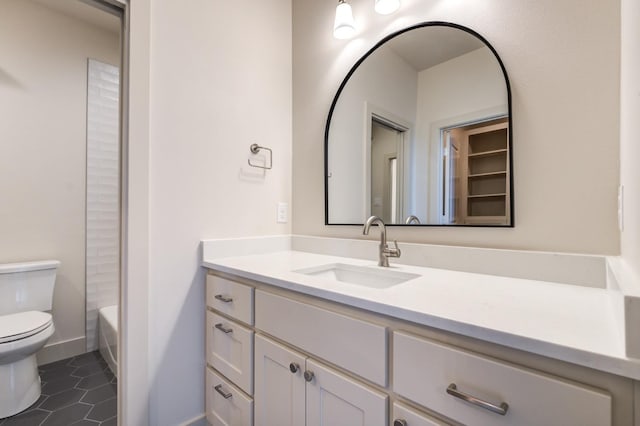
left=325, top=22, right=513, bottom=226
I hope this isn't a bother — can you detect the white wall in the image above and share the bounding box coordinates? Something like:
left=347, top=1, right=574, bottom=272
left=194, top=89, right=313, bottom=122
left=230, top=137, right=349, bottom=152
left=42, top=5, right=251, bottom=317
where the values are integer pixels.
left=328, top=47, right=417, bottom=223
left=620, top=0, right=640, bottom=282
left=146, top=0, right=292, bottom=424
left=0, top=0, right=119, bottom=359
left=293, top=0, right=620, bottom=254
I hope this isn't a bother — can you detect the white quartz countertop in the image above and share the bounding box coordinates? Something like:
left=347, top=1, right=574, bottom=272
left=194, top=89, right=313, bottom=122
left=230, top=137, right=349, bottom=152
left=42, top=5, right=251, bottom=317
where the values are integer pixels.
left=202, top=249, right=640, bottom=380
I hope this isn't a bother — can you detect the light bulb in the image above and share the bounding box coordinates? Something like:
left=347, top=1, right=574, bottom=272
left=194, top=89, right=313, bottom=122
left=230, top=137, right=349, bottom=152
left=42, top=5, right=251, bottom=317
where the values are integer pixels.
left=374, top=0, right=400, bottom=15
left=333, top=0, right=356, bottom=39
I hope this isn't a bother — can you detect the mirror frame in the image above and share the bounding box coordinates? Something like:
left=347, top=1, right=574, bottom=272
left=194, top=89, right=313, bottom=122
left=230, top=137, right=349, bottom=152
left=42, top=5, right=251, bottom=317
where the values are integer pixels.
left=324, top=21, right=514, bottom=227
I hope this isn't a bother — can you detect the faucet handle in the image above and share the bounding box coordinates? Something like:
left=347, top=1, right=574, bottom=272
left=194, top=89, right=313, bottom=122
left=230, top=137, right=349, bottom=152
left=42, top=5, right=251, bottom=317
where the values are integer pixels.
left=385, top=240, right=401, bottom=258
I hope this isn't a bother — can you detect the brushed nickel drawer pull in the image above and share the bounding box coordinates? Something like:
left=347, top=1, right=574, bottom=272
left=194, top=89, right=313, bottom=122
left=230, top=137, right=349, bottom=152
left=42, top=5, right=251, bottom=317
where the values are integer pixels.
left=214, top=294, right=233, bottom=303
left=446, top=383, right=509, bottom=415
left=214, top=384, right=232, bottom=399
left=214, top=323, right=233, bottom=334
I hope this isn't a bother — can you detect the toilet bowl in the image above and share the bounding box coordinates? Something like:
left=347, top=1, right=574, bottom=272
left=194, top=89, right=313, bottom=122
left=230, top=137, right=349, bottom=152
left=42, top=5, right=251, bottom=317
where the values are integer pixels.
left=0, top=260, right=59, bottom=419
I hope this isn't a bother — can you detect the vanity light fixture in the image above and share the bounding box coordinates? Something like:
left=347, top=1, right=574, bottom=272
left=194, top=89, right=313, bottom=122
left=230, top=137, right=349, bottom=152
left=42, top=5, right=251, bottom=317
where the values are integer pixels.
left=374, top=0, right=400, bottom=15
left=333, top=0, right=356, bottom=39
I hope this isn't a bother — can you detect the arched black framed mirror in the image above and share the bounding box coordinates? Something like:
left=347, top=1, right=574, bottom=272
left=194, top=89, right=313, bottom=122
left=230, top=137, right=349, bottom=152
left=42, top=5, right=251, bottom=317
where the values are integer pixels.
left=325, top=22, right=513, bottom=226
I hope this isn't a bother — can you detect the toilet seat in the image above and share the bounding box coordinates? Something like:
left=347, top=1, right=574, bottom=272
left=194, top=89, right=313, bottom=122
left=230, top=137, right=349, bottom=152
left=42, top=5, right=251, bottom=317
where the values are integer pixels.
left=0, top=311, right=52, bottom=344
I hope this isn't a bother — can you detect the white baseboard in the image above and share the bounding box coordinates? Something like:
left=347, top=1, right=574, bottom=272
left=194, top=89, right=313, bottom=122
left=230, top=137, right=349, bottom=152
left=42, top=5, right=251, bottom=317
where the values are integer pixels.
left=36, top=336, right=86, bottom=365
left=179, top=414, right=207, bottom=426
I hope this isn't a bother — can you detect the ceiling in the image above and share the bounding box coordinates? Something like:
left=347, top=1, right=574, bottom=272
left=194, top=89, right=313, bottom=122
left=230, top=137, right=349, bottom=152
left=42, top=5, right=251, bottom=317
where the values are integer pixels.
left=31, top=0, right=120, bottom=35
left=386, top=26, right=486, bottom=71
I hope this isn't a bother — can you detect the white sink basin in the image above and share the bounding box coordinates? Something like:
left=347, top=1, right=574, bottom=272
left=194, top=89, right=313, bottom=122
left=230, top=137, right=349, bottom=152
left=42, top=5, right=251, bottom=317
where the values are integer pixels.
left=294, top=263, right=420, bottom=289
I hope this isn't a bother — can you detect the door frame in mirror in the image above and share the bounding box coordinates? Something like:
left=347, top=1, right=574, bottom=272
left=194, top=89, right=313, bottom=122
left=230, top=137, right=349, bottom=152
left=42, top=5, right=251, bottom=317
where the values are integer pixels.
left=365, top=103, right=412, bottom=224
left=324, top=21, right=513, bottom=227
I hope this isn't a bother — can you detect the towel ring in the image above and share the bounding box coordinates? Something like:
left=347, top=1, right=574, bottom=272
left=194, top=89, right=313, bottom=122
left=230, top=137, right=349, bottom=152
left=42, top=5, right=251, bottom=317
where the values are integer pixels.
left=248, top=143, right=272, bottom=170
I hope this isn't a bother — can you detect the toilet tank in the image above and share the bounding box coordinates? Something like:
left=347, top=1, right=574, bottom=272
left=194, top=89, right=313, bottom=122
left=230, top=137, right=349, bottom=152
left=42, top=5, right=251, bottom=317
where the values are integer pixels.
left=0, top=260, right=60, bottom=315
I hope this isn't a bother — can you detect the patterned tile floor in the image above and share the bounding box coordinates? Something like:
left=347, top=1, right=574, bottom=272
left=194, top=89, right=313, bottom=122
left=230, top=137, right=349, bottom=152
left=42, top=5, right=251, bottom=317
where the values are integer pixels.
left=0, top=351, right=117, bottom=426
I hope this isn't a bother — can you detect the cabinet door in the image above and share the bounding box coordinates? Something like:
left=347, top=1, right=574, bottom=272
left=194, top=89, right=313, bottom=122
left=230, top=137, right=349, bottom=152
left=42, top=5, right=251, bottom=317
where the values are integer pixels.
left=254, top=334, right=306, bottom=426
left=306, top=359, right=388, bottom=426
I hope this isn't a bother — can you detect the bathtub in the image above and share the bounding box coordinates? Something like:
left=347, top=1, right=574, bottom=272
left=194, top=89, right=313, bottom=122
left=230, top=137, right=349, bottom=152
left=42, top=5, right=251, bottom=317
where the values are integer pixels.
left=98, top=305, right=118, bottom=377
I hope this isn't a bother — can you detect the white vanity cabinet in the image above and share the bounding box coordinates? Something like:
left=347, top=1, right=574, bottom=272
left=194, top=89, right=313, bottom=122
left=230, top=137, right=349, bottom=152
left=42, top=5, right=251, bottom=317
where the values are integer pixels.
left=204, top=270, right=635, bottom=426
left=205, top=275, right=255, bottom=425
left=254, top=334, right=388, bottom=426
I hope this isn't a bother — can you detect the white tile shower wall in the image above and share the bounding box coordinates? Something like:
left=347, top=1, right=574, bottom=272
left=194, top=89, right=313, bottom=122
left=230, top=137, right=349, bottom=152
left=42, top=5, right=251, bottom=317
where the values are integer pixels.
left=86, top=59, right=120, bottom=351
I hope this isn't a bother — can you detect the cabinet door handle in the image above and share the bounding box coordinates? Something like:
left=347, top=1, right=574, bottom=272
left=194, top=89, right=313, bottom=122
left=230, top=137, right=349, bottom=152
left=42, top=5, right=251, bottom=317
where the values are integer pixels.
left=214, top=323, right=233, bottom=334
left=214, top=294, right=233, bottom=303
left=289, top=363, right=300, bottom=373
left=393, top=420, right=408, bottom=426
left=214, top=384, right=232, bottom=399
left=446, top=383, right=508, bottom=415
left=303, top=370, right=314, bottom=382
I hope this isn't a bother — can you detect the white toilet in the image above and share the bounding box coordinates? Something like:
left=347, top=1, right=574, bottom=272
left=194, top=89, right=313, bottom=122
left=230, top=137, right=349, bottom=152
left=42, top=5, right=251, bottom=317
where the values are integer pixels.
left=0, top=260, right=59, bottom=419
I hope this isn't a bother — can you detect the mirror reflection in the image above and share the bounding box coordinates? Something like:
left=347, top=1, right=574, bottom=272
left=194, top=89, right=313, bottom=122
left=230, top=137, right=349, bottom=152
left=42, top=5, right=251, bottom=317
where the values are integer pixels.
left=326, top=23, right=512, bottom=226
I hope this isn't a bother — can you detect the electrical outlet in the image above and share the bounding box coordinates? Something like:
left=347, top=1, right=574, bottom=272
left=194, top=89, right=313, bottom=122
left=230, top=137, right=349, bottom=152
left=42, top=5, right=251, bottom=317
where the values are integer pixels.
left=277, top=202, right=288, bottom=223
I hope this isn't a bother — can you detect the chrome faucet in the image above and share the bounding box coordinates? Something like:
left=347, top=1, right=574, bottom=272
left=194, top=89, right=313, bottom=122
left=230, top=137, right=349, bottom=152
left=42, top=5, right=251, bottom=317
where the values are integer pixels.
left=405, top=215, right=421, bottom=224
left=363, top=216, right=401, bottom=267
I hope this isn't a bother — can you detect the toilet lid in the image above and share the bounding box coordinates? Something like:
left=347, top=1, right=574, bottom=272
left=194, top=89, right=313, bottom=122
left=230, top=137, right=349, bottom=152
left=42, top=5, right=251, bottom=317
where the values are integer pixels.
left=0, top=311, right=52, bottom=344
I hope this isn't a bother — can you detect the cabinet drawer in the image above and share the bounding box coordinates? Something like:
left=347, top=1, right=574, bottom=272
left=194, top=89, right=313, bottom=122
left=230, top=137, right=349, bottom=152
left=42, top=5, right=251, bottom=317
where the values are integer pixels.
left=255, top=290, right=387, bottom=386
left=206, top=367, right=253, bottom=426
left=207, top=274, right=254, bottom=325
left=393, top=331, right=612, bottom=426
left=206, top=311, right=254, bottom=395
left=392, top=402, right=448, bottom=426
